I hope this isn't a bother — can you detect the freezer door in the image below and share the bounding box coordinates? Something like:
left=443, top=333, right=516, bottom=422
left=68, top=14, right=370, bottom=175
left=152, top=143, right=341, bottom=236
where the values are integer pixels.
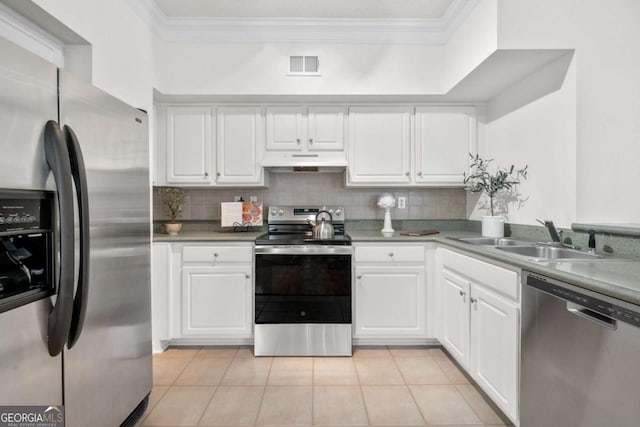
left=58, top=70, right=151, bottom=427
left=0, top=300, right=63, bottom=405
left=0, top=37, right=62, bottom=406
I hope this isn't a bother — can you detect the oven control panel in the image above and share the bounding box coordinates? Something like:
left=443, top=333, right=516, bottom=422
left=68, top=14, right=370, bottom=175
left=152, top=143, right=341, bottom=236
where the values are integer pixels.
left=268, top=206, right=345, bottom=224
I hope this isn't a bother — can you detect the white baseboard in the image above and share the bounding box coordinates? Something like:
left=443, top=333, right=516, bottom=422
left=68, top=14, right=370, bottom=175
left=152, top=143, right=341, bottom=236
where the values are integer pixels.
left=165, top=337, right=441, bottom=348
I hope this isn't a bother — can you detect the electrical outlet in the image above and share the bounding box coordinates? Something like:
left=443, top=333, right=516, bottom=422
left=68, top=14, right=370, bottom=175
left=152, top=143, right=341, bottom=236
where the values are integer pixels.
left=398, top=197, right=406, bottom=209
left=250, top=195, right=258, bottom=202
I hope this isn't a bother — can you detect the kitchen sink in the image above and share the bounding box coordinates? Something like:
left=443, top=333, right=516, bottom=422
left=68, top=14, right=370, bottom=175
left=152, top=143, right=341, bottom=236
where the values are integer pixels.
left=452, top=237, right=533, bottom=246
left=451, top=236, right=609, bottom=261
left=496, top=245, right=603, bottom=260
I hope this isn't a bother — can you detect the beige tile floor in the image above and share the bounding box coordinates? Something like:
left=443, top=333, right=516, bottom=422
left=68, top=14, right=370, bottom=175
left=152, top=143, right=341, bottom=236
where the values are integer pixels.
left=139, top=346, right=513, bottom=427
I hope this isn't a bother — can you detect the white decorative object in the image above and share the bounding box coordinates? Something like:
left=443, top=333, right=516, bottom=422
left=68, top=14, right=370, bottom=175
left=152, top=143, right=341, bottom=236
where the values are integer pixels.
left=482, top=216, right=505, bottom=238
left=377, top=193, right=396, bottom=237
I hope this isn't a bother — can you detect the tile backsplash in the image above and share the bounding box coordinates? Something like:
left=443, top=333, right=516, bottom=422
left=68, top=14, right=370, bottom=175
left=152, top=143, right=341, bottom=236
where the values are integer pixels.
left=153, top=172, right=466, bottom=221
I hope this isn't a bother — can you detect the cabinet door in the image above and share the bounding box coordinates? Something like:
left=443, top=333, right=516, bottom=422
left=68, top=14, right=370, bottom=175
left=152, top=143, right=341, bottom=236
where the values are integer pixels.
left=348, top=106, right=411, bottom=184
left=354, top=265, right=425, bottom=338
left=414, top=107, right=475, bottom=185
left=470, top=283, right=519, bottom=422
left=441, top=269, right=470, bottom=368
left=182, top=266, right=252, bottom=338
left=166, top=106, right=213, bottom=184
left=307, top=106, right=344, bottom=151
left=266, top=106, right=305, bottom=151
left=216, top=106, right=263, bottom=185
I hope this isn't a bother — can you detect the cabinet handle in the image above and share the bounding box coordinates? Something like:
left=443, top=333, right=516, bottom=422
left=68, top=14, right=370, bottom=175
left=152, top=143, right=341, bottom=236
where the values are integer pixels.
left=388, top=252, right=394, bottom=257
left=470, top=297, right=478, bottom=304
left=204, top=172, right=209, bottom=177
left=417, top=172, right=423, bottom=177
left=357, top=275, right=362, bottom=279
left=216, top=172, right=221, bottom=177
left=213, top=253, right=218, bottom=258
left=296, top=138, right=301, bottom=144
left=405, top=171, right=410, bottom=176
left=309, top=138, right=313, bottom=144
left=245, top=274, right=250, bottom=279
left=459, top=290, right=466, bottom=297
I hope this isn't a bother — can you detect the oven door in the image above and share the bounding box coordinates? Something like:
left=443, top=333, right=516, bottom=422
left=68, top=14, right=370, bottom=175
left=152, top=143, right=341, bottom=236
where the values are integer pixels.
left=254, top=246, right=352, bottom=325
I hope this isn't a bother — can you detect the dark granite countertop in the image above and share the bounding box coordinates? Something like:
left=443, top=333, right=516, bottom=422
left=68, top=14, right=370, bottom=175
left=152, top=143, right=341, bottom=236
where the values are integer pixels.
left=153, top=227, right=640, bottom=306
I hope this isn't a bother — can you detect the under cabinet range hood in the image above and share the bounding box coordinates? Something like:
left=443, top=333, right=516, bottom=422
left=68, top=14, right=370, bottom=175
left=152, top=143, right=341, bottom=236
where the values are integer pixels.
left=262, top=154, right=347, bottom=173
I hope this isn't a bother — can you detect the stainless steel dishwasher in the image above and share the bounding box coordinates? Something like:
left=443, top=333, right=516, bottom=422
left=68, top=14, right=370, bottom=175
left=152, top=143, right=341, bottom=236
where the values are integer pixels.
left=521, top=271, right=640, bottom=427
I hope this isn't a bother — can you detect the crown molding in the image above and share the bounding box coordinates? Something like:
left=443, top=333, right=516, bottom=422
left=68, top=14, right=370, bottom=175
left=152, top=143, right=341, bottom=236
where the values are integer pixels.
left=0, top=1, right=64, bottom=65
left=128, top=0, right=479, bottom=45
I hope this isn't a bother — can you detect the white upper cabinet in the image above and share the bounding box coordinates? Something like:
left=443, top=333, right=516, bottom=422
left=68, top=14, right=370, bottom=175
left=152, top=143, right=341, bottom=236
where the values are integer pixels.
left=347, top=106, right=412, bottom=185
left=216, top=106, right=265, bottom=185
left=414, top=106, right=476, bottom=185
left=307, top=106, right=344, bottom=151
left=166, top=106, right=213, bottom=184
left=264, top=105, right=346, bottom=165
left=266, top=106, right=305, bottom=151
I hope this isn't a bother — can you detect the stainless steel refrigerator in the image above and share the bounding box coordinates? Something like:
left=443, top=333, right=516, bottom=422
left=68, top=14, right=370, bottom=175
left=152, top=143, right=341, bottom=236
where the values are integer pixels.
left=0, top=36, right=152, bottom=426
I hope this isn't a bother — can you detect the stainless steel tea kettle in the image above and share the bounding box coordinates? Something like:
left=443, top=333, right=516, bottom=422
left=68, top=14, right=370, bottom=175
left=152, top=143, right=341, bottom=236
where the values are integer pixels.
left=308, top=210, right=335, bottom=240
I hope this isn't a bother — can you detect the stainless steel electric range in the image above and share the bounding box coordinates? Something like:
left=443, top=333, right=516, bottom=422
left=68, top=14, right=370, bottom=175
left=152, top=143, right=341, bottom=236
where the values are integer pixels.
left=254, top=206, right=352, bottom=356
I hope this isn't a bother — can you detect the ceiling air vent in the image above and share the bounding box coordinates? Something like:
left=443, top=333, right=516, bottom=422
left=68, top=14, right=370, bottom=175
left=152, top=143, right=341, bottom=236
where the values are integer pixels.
left=287, top=55, right=320, bottom=76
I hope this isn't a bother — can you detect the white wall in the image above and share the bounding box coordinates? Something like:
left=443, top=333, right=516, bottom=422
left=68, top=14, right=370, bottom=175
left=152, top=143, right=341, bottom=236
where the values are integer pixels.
left=574, top=0, right=640, bottom=222
left=470, top=56, right=577, bottom=227
left=475, top=0, right=640, bottom=226
left=154, top=42, right=444, bottom=95
left=32, top=0, right=156, bottom=112
left=443, top=0, right=497, bottom=92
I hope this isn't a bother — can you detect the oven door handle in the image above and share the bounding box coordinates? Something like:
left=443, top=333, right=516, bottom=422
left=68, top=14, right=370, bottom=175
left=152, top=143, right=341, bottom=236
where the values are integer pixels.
left=254, top=245, right=353, bottom=255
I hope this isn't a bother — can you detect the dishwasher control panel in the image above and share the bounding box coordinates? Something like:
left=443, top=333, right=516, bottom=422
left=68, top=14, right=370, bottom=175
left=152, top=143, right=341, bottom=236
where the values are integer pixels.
left=525, top=272, right=640, bottom=328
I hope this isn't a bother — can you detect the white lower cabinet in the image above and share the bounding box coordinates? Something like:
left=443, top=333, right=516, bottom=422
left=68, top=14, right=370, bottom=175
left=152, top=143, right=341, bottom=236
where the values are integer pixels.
left=152, top=242, right=171, bottom=353
left=470, top=282, right=519, bottom=422
left=355, top=266, right=425, bottom=338
left=181, top=265, right=252, bottom=338
left=353, top=244, right=428, bottom=342
left=153, top=243, right=254, bottom=345
left=441, top=269, right=470, bottom=366
left=438, top=248, right=520, bottom=425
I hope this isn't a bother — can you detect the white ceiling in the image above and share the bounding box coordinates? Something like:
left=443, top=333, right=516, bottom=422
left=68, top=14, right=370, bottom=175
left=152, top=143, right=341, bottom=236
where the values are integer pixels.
left=152, top=0, right=456, bottom=19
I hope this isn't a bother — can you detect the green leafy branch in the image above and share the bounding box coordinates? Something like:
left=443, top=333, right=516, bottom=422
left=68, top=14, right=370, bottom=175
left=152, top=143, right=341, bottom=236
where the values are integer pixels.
left=160, top=187, right=185, bottom=222
left=463, top=154, right=528, bottom=216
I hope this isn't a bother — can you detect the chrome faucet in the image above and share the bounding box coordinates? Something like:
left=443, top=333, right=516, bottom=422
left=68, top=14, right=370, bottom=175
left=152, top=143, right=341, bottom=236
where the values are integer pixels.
left=536, top=219, right=562, bottom=243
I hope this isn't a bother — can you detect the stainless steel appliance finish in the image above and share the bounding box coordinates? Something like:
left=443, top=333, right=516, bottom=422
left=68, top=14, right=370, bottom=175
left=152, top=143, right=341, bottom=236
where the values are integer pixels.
left=255, top=205, right=352, bottom=357
left=0, top=36, right=151, bottom=427
left=521, top=271, right=640, bottom=427
left=59, top=70, right=151, bottom=427
left=254, top=324, right=352, bottom=356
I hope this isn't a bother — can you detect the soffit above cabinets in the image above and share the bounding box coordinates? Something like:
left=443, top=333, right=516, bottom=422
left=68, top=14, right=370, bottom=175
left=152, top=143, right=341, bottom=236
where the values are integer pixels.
left=127, top=0, right=480, bottom=45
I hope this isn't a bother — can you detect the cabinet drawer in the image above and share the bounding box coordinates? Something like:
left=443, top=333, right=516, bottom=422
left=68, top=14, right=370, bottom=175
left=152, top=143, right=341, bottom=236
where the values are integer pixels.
left=355, top=246, right=425, bottom=263
left=441, top=249, right=518, bottom=300
left=183, top=246, right=252, bottom=263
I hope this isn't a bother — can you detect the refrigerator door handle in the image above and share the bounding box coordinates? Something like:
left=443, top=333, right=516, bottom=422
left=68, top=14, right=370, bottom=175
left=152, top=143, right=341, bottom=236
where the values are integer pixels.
left=44, top=120, right=76, bottom=356
left=64, top=125, right=90, bottom=348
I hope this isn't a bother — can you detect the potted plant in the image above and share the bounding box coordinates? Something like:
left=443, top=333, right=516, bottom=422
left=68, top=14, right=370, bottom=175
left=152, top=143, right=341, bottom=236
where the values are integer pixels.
left=160, top=187, right=185, bottom=235
left=464, top=154, right=528, bottom=237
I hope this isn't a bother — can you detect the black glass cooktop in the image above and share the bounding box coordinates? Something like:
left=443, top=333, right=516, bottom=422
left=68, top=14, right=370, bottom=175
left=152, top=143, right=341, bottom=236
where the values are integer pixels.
left=255, top=232, right=352, bottom=246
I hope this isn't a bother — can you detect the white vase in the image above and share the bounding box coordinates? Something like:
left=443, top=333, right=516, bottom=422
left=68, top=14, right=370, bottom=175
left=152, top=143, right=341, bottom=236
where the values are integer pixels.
left=481, top=216, right=505, bottom=238
left=381, top=209, right=395, bottom=237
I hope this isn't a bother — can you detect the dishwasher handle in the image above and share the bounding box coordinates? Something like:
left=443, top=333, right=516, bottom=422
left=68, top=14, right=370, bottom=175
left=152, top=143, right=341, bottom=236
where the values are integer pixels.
left=566, top=302, right=617, bottom=330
